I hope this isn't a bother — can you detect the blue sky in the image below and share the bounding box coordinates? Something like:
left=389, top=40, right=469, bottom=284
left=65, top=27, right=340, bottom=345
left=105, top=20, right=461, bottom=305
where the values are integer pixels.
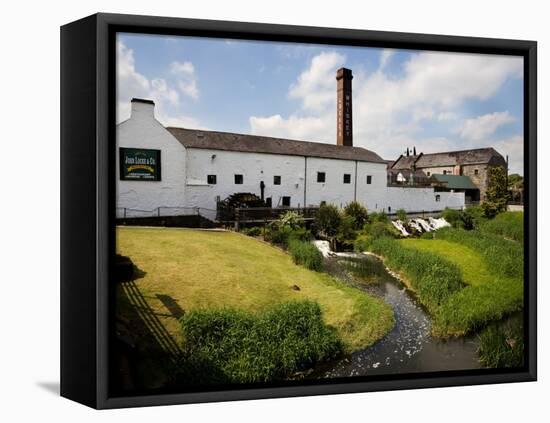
left=117, top=33, right=524, bottom=174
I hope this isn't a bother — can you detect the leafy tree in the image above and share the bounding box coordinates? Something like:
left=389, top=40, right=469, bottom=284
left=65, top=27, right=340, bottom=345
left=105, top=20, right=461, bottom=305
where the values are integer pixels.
left=343, top=201, right=369, bottom=229
left=482, top=166, right=509, bottom=218
left=315, top=204, right=341, bottom=238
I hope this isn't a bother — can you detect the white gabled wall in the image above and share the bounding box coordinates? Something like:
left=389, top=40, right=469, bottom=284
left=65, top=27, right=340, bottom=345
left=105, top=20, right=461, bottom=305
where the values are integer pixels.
left=116, top=101, right=188, bottom=217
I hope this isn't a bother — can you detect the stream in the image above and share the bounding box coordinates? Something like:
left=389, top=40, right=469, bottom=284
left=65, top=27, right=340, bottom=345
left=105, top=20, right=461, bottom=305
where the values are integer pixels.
left=315, top=252, right=481, bottom=377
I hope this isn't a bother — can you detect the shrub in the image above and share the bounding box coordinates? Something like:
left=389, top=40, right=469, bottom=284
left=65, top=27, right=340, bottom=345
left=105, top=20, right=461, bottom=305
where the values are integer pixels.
left=362, top=221, right=399, bottom=240
left=177, top=301, right=343, bottom=384
left=442, top=208, right=463, bottom=228
left=242, top=226, right=262, bottom=237
left=343, top=201, right=369, bottom=229
left=288, top=239, right=323, bottom=271
left=354, top=234, right=371, bottom=252
left=336, top=214, right=358, bottom=247
left=314, top=204, right=341, bottom=238
left=396, top=208, right=407, bottom=222
left=277, top=210, right=302, bottom=230
left=369, top=211, right=389, bottom=223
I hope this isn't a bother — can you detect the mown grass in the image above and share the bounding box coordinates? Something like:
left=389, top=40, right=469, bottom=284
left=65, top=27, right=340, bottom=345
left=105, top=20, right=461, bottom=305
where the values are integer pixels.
left=116, top=227, right=394, bottom=352
left=479, top=211, right=524, bottom=243
left=176, top=301, right=343, bottom=384
left=366, top=227, right=524, bottom=337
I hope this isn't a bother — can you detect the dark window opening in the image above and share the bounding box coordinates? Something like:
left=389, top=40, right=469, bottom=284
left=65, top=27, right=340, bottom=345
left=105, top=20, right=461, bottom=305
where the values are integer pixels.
left=207, top=174, right=217, bottom=184
left=234, top=174, right=243, bottom=184
left=474, top=169, right=479, bottom=176
left=427, top=171, right=431, bottom=177
left=436, top=194, right=441, bottom=202
left=317, top=172, right=326, bottom=183
left=282, top=196, right=291, bottom=207
left=366, top=175, right=372, bottom=184
left=273, top=175, right=281, bottom=185
left=265, top=197, right=272, bottom=208
left=343, top=174, right=351, bottom=184
left=320, top=201, right=327, bottom=206
left=443, top=170, right=448, bottom=175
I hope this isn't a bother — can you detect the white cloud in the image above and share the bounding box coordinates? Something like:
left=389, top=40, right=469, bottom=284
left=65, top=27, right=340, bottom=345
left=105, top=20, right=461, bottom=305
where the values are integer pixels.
left=288, top=51, right=345, bottom=112
left=492, top=135, right=524, bottom=174
left=456, top=111, right=515, bottom=141
left=249, top=50, right=523, bottom=161
left=171, top=61, right=199, bottom=100
left=379, top=49, right=394, bottom=71
left=116, top=41, right=201, bottom=127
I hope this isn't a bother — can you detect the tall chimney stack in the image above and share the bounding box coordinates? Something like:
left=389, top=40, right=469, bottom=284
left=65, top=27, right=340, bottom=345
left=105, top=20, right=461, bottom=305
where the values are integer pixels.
left=336, top=68, right=353, bottom=146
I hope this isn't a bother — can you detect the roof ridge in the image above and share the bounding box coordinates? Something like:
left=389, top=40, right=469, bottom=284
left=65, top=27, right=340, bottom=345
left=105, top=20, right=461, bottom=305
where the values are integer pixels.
left=166, top=126, right=375, bottom=153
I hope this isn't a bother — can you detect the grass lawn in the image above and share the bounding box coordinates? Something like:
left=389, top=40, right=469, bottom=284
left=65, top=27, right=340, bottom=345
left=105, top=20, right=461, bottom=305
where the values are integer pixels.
left=116, top=226, right=394, bottom=352
left=399, top=239, right=494, bottom=287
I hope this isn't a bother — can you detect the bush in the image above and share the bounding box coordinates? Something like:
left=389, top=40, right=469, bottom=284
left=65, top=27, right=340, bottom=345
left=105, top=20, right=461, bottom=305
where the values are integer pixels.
left=336, top=214, right=358, bottom=247
left=343, top=201, right=369, bottom=229
left=177, top=301, right=343, bottom=384
left=242, top=226, right=262, bottom=237
left=277, top=210, right=302, bottom=230
left=314, top=204, right=341, bottom=238
left=396, top=208, right=407, bottom=222
left=442, top=208, right=463, bottom=228
left=369, top=211, right=389, bottom=223
left=482, top=166, right=509, bottom=218
left=354, top=234, right=371, bottom=252
left=288, top=239, right=323, bottom=271
left=362, top=221, right=399, bottom=240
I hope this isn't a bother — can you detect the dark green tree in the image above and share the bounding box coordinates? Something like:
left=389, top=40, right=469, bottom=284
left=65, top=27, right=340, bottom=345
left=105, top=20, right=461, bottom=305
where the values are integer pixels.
left=343, top=201, right=369, bottom=229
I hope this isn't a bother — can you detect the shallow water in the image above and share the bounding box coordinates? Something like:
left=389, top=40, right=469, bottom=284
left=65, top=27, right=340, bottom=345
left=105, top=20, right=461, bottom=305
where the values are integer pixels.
left=316, top=253, right=481, bottom=378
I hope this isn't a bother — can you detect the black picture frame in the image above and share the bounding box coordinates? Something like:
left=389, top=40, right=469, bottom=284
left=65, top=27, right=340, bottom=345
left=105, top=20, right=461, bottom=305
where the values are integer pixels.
left=60, top=12, right=537, bottom=409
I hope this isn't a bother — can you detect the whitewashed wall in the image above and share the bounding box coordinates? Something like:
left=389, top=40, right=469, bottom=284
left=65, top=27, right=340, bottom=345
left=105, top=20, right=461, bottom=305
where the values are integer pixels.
left=116, top=102, right=188, bottom=218
left=116, top=104, right=465, bottom=219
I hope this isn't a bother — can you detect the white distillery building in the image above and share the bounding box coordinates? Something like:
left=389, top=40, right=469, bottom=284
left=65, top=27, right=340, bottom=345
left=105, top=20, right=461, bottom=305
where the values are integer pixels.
left=116, top=69, right=464, bottom=221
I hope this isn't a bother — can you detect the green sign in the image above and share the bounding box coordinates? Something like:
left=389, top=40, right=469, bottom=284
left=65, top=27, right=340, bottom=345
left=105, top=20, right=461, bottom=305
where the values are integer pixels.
left=120, top=148, right=161, bottom=181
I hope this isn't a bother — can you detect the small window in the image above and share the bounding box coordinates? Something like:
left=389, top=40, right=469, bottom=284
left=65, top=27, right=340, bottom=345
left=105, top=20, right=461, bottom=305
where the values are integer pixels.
left=265, top=197, right=272, bottom=208
left=427, top=171, right=431, bottom=177
left=320, top=201, right=327, bottom=207
left=234, top=174, right=243, bottom=184
left=282, top=196, right=291, bottom=207
left=366, top=175, right=372, bottom=184
left=317, top=172, right=326, bottom=183
left=435, top=194, right=441, bottom=202
left=343, top=173, right=351, bottom=184
left=207, top=174, right=217, bottom=184
left=273, top=175, right=281, bottom=185
left=474, top=169, right=479, bottom=176
left=443, top=170, right=448, bottom=175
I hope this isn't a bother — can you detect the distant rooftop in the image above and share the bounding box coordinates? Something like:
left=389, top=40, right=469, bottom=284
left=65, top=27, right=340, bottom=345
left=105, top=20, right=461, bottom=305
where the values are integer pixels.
left=391, top=147, right=506, bottom=170
left=432, top=174, right=478, bottom=190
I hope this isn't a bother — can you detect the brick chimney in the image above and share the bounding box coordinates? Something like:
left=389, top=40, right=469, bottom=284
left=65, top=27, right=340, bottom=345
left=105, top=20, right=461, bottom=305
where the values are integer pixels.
left=336, top=68, right=353, bottom=146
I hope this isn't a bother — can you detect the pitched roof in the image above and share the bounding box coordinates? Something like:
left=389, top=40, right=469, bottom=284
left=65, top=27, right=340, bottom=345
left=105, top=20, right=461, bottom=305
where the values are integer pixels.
left=432, top=174, right=478, bottom=190
left=166, top=127, right=386, bottom=163
left=391, top=147, right=506, bottom=169
left=416, top=148, right=506, bottom=167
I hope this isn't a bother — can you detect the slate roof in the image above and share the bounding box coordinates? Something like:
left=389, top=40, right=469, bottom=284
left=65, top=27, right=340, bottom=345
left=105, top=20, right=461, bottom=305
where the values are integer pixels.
left=166, top=127, right=386, bottom=163
left=391, top=147, right=506, bottom=169
left=432, top=174, right=478, bottom=190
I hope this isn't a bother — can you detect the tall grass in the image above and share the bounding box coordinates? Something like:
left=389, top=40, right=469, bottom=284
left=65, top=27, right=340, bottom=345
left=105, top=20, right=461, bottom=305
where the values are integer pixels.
left=365, top=229, right=524, bottom=337
left=479, top=211, right=524, bottom=243
left=288, top=239, right=324, bottom=271
left=478, top=314, right=524, bottom=368
left=367, top=237, right=464, bottom=311
left=176, top=300, right=343, bottom=384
